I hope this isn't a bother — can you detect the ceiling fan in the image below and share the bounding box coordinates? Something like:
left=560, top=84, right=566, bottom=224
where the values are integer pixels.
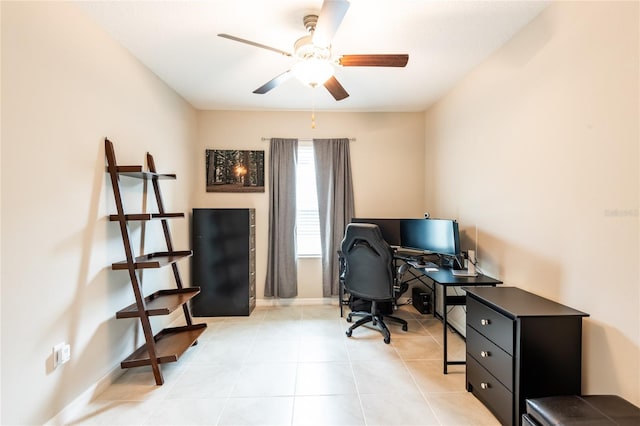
left=218, top=0, right=409, bottom=101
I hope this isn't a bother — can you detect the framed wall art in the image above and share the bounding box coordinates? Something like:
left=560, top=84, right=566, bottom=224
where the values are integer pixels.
left=206, top=149, right=265, bottom=192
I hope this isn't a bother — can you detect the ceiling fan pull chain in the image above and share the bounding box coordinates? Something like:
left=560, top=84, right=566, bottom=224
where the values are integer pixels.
left=311, top=87, right=317, bottom=129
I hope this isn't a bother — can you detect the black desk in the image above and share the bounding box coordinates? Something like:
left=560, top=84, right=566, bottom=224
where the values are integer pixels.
left=415, top=268, right=502, bottom=374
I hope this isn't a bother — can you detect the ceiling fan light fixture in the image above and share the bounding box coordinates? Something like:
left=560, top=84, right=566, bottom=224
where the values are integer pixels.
left=292, top=58, right=335, bottom=87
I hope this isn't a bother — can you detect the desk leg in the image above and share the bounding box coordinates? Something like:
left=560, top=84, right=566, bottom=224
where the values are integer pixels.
left=443, top=301, right=448, bottom=374
left=442, top=293, right=467, bottom=374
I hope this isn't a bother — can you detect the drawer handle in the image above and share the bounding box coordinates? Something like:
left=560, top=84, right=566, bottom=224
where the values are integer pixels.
left=480, top=382, right=490, bottom=390
left=480, top=351, right=490, bottom=358
left=480, top=319, right=491, bottom=326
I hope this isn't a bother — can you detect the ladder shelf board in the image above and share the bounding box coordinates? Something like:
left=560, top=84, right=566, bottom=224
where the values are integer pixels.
left=111, top=251, right=192, bottom=270
left=109, top=212, right=185, bottom=221
left=116, top=288, right=201, bottom=318
left=120, top=324, right=207, bottom=369
left=113, top=165, right=176, bottom=180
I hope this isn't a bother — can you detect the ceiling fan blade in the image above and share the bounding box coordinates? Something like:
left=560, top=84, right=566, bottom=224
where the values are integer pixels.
left=338, top=54, right=409, bottom=67
left=218, top=33, right=292, bottom=57
left=253, top=70, right=293, bottom=94
left=312, top=0, right=351, bottom=48
left=323, top=76, right=349, bottom=101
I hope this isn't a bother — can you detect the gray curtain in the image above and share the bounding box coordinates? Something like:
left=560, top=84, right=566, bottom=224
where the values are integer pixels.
left=313, top=138, right=355, bottom=297
left=265, top=138, right=298, bottom=298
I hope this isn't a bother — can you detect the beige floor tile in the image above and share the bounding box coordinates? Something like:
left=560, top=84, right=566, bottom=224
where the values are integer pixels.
left=427, top=392, right=501, bottom=425
left=81, top=304, right=500, bottom=426
left=165, top=364, right=240, bottom=399
left=360, top=393, right=440, bottom=426
left=299, top=318, right=345, bottom=339
left=295, top=361, right=357, bottom=395
left=66, top=400, right=159, bottom=425
left=142, top=398, right=227, bottom=425
left=352, top=359, right=422, bottom=396
left=298, top=338, right=348, bottom=362
left=387, top=318, right=429, bottom=338
left=190, top=338, right=253, bottom=364
left=245, top=339, right=300, bottom=363
left=302, top=304, right=341, bottom=319
left=404, top=360, right=467, bottom=394
left=418, top=317, right=445, bottom=337
left=232, top=362, right=298, bottom=397
left=393, top=336, right=443, bottom=360
left=445, top=336, right=467, bottom=362
left=345, top=337, right=401, bottom=362
left=263, top=306, right=304, bottom=320
left=204, top=320, right=260, bottom=341
left=292, top=395, right=365, bottom=425
left=218, top=396, right=294, bottom=426
left=256, top=319, right=303, bottom=340
left=95, top=365, right=182, bottom=402
left=392, top=304, right=424, bottom=320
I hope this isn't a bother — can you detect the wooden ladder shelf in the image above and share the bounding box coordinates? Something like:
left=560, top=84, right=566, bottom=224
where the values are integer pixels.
left=105, top=138, right=206, bottom=385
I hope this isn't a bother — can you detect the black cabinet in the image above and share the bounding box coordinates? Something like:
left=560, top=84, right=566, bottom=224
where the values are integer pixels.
left=191, top=208, right=256, bottom=316
left=465, top=287, right=589, bottom=426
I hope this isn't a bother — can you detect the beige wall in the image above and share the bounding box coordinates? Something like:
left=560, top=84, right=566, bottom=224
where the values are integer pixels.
left=1, top=2, right=197, bottom=424
left=194, top=110, right=426, bottom=299
left=424, top=1, right=639, bottom=405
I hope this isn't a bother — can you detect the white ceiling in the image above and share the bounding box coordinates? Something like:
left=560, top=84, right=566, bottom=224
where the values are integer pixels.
left=76, top=0, right=550, bottom=112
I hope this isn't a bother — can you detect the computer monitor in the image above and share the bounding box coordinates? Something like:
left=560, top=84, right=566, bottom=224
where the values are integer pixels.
left=400, top=218, right=461, bottom=256
left=351, top=218, right=402, bottom=246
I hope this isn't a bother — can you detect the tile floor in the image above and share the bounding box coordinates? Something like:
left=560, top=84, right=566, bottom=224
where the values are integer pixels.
left=67, top=304, right=500, bottom=425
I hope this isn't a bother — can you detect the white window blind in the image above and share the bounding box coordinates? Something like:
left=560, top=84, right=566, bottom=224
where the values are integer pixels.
left=296, top=141, right=321, bottom=257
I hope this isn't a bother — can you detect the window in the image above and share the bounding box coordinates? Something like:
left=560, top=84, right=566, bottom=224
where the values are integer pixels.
left=296, top=141, right=321, bottom=257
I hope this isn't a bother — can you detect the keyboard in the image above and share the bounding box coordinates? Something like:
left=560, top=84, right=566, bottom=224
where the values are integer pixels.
left=408, top=260, right=439, bottom=270
left=451, top=269, right=478, bottom=277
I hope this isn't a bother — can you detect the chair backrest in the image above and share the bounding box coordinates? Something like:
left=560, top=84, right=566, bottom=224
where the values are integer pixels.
left=340, top=223, right=395, bottom=301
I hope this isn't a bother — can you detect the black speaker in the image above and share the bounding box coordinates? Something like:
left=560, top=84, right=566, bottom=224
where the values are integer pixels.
left=412, top=286, right=432, bottom=314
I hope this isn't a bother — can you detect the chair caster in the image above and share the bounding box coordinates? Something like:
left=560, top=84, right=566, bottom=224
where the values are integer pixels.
left=346, top=330, right=352, bottom=337
left=384, top=336, right=391, bottom=344
left=346, top=315, right=353, bottom=323
left=402, top=324, right=408, bottom=331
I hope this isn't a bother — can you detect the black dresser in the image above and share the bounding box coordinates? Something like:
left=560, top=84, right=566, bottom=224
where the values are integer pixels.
left=191, top=208, right=256, bottom=316
left=464, top=287, right=589, bottom=425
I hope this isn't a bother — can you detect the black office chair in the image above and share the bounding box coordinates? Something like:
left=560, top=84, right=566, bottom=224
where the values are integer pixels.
left=340, top=223, right=408, bottom=344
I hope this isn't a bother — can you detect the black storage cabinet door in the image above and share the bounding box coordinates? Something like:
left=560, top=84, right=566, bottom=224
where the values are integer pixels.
left=191, top=208, right=255, bottom=316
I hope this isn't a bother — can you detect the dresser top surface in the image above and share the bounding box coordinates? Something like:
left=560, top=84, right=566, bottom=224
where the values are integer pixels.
left=465, top=286, right=589, bottom=318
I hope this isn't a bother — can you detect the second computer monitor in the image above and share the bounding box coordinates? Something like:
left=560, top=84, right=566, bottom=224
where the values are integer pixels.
left=400, top=218, right=461, bottom=256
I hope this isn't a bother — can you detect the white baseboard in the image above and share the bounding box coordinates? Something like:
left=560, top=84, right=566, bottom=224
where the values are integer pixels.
left=256, top=297, right=338, bottom=307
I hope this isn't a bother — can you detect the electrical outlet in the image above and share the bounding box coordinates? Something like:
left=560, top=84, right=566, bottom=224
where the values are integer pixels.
left=61, top=343, right=71, bottom=364
left=53, top=342, right=71, bottom=368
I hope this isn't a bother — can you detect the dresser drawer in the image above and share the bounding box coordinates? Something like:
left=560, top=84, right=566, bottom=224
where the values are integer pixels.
left=466, top=326, right=513, bottom=391
left=467, top=296, right=514, bottom=354
left=467, top=356, right=513, bottom=426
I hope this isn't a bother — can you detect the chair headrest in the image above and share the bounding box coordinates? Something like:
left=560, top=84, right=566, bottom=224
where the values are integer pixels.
left=342, top=223, right=387, bottom=251
left=340, top=223, right=394, bottom=300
